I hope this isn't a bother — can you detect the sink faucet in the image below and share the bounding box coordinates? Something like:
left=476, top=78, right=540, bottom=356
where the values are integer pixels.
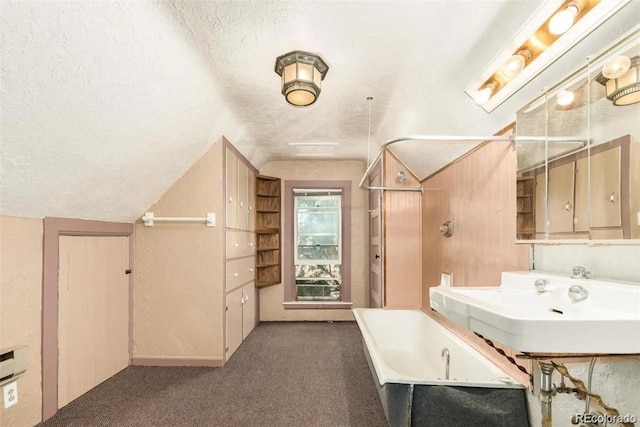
left=568, top=284, right=589, bottom=302
left=441, top=348, right=450, bottom=380
left=534, top=278, right=550, bottom=293
left=571, top=266, right=590, bottom=279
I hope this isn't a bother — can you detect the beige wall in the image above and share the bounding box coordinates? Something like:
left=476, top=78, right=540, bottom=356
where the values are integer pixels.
left=133, top=139, right=224, bottom=359
left=0, top=216, right=43, bottom=426
left=421, top=139, right=531, bottom=384
left=258, top=160, right=368, bottom=321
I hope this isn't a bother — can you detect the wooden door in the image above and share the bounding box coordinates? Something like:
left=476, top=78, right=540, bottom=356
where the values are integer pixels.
left=591, top=146, right=621, bottom=228
left=369, top=161, right=383, bottom=308
left=58, top=236, right=129, bottom=409
left=238, top=161, right=248, bottom=230
left=548, top=162, right=575, bottom=234
left=226, top=148, right=239, bottom=229
left=247, top=170, right=255, bottom=231
left=242, top=282, right=256, bottom=340
left=574, top=157, right=589, bottom=232
left=225, top=287, right=244, bottom=360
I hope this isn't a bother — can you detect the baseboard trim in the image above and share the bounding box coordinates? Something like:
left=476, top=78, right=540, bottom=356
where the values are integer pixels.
left=131, top=356, right=223, bottom=367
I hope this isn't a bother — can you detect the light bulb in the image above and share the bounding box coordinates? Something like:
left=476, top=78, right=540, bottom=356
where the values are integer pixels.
left=556, top=90, right=575, bottom=106
left=500, top=50, right=531, bottom=79
left=474, top=84, right=495, bottom=105
left=549, top=3, right=580, bottom=35
left=602, top=55, right=631, bottom=79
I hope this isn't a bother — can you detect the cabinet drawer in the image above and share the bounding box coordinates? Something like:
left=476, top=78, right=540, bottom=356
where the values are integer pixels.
left=226, top=257, right=255, bottom=292
left=226, top=230, right=255, bottom=259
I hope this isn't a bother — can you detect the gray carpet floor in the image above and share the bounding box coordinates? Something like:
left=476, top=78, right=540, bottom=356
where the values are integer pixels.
left=41, top=321, right=388, bottom=427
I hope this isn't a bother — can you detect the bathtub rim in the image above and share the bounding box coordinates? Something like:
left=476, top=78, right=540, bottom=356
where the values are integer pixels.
left=353, top=307, right=524, bottom=389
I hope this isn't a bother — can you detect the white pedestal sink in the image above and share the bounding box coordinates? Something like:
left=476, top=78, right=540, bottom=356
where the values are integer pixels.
left=429, top=271, right=640, bottom=354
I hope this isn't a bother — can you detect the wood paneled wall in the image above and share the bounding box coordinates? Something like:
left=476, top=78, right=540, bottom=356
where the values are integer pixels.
left=384, top=151, right=422, bottom=308
left=421, top=136, right=531, bottom=384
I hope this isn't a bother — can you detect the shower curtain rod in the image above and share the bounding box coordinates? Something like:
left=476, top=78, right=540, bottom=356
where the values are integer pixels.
left=359, top=134, right=513, bottom=190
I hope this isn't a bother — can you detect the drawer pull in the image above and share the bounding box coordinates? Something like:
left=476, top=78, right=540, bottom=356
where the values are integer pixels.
left=249, top=242, right=254, bottom=246
left=234, top=243, right=239, bottom=247
left=234, top=273, right=239, bottom=277
left=249, top=268, right=254, bottom=272
left=239, top=202, right=244, bottom=207
left=609, top=192, right=616, bottom=204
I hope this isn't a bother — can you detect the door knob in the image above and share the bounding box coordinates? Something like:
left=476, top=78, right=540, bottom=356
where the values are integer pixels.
left=565, top=201, right=572, bottom=211
left=375, top=254, right=380, bottom=259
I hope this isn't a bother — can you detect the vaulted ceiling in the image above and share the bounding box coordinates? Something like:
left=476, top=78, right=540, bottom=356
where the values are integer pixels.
left=1, top=1, right=638, bottom=221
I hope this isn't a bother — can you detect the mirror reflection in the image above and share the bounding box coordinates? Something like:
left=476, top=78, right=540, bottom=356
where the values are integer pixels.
left=516, top=27, right=640, bottom=240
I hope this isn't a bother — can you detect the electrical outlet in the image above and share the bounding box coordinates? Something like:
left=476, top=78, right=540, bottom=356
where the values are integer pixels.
left=3, top=381, right=18, bottom=409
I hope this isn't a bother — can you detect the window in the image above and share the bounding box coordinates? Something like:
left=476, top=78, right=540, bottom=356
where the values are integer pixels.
left=294, top=191, right=342, bottom=301
left=283, top=180, right=351, bottom=307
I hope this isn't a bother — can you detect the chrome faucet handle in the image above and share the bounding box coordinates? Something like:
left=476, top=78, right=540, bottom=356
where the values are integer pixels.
left=568, top=284, right=589, bottom=302
left=534, top=279, right=549, bottom=293
left=571, top=266, right=590, bottom=279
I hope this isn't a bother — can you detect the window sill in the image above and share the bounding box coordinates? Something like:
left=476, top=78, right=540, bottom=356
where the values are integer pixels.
left=283, top=301, right=353, bottom=310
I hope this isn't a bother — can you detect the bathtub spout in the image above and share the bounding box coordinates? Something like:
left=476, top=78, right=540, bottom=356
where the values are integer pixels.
left=441, top=348, right=450, bottom=380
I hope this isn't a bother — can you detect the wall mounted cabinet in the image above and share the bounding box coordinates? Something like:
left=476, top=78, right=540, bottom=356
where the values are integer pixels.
left=224, top=143, right=257, bottom=361
left=255, top=175, right=281, bottom=287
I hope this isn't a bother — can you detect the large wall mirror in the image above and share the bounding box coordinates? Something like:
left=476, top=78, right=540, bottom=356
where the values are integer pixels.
left=516, top=25, right=640, bottom=242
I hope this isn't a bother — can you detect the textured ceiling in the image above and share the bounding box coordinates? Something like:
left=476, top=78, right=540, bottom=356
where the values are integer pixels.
left=1, top=1, right=639, bottom=221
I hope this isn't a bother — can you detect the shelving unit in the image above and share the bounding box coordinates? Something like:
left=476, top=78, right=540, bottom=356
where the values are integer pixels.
left=516, top=176, right=535, bottom=239
left=255, top=175, right=281, bottom=287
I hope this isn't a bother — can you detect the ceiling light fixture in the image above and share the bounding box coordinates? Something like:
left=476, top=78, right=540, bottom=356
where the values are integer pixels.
left=295, top=153, right=335, bottom=157
left=596, top=55, right=640, bottom=105
left=274, top=50, right=329, bottom=107
left=465, top=0, right=630, bottom=112
left=556, top=89, right=576, bottom=106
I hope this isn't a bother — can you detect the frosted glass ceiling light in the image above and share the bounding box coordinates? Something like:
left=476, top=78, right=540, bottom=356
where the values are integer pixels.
left=556, top=89, right=576, bottom=106
left=465, top=0, right=629, bottom=113
left=602, top=55, right=631, bottom=78
left=549, top=1, right=583, bottom=35
left=274, top=51, right=329, bottom=107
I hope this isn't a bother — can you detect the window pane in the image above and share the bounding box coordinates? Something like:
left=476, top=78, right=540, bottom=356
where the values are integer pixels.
left=297, top=245, right=339, bottom=260
left=296, top=209, right=339, bottom=236
left=295, top=264, right=341, bottom=301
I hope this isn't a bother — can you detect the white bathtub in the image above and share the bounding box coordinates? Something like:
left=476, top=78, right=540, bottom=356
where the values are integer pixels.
left=353, top=308, right=523, bottom=388
left=353, top=308, right=528, bottom=426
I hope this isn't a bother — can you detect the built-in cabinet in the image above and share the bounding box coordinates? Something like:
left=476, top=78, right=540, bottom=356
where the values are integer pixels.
left=531, top=139, right=630, bottom=239
left=255, top=175, right=282, bottom=287
left=516, top=177, right=535, bottom=239
left=224, top=144, right=257, bottom=360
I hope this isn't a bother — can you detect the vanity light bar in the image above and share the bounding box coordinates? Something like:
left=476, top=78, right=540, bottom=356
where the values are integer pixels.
left=466, top=0, right=630, bottom=113
left=521, top=24, right=640, bottom=114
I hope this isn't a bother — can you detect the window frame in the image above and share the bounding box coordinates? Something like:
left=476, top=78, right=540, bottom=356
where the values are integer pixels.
left=283, top=180, right=352, bottom=308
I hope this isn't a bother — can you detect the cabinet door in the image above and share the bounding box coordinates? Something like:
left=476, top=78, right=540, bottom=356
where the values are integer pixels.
left=242, top=282, right=256, bottom=340
left=226, top=148, right=239, bottom=229
left=247, top=170, right=255, bottom=231
left=574, top=157, right=589, bottom=232
left=591, top=146, right=621, bottom=228
left=225, top=287, right=244, bottom=360
left=238, top=161, right=248, bottom=230
left=548, top=162, right=575, bottom=234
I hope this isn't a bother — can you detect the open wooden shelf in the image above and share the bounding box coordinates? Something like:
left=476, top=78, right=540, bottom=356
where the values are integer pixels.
left=516, top=176, right=536, bottom=240
left=255, top=175, right=281, bottom=287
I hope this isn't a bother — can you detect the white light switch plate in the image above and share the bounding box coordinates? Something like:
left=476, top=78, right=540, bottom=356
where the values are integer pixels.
left=3, top=381, right=18, bottom=409
left=440, top=272, right=451, bottom=287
